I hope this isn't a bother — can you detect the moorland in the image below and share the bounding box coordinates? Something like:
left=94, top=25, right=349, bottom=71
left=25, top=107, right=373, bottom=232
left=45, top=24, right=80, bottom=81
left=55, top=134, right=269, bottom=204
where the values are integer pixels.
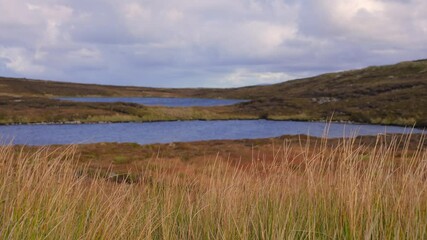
left=1, top=59, right=426, bottom=127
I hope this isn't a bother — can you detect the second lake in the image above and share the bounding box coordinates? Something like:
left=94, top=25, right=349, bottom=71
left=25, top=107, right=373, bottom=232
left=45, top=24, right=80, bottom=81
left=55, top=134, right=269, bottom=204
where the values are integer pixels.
left=57, top=97, right=247, bottom=107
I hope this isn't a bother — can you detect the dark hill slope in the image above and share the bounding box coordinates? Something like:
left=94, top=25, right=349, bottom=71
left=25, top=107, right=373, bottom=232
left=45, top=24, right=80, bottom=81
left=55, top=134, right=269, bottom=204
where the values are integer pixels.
left=0, top=78, right=194, bottom=97
left=222, top=60, right=427, bottom=126
left=1, top=60, right=426, bottom=100
left=190, top=60, right=427, bottom=100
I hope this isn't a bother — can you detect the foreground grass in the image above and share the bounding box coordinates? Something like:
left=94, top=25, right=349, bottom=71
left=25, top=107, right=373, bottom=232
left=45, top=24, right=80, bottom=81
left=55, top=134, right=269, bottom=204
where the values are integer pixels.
left=1, top=134, right=426, bottom=239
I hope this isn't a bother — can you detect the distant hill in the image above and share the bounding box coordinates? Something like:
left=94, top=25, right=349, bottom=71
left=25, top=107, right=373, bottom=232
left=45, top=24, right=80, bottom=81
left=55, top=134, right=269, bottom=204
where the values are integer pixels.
left=218, top=60, right=427, bottom=127
left=0, top=77, right=192, bottom=98
left=0, top=59, right=426, bottom=127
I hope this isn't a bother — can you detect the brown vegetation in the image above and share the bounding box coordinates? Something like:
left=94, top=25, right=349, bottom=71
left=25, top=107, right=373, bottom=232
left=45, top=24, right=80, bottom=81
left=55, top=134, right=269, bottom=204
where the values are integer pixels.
left=13, top=134, right=427, bottom=176
left=1, top=133, right=426, bottom=239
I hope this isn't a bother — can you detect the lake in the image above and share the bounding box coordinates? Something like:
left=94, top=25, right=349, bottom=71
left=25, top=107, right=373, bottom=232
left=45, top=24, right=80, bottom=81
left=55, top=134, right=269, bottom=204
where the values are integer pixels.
left=0, top=120, right=422, bottom=146
left=57, top=97, right=247, bottom=107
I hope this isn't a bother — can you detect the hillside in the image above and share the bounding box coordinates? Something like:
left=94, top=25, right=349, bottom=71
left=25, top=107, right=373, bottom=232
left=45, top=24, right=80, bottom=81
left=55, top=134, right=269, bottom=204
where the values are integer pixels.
left=227, top=60, right=427, bottom=126
left=0, top=77, right=195, bottom=98
left=0, top=59, right=426, bottom=127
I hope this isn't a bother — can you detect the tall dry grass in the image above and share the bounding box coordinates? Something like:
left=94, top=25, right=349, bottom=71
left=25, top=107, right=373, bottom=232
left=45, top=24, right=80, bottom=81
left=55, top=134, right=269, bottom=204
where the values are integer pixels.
left=0, top=134, right=426, bottom=239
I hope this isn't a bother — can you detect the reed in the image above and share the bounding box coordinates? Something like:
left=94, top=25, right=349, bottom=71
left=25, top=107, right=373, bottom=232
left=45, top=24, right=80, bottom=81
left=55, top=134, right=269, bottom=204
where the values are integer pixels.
left=0, top=133, right=426, bottom=239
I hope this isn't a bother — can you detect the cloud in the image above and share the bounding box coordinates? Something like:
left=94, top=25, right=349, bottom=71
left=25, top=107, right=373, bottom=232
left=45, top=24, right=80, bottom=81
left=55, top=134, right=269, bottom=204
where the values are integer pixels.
left=0, top=47, right=45, bottom=75
left=0, top=0, right=426, bottom=87
left=220, top=69, right=298, bottom=87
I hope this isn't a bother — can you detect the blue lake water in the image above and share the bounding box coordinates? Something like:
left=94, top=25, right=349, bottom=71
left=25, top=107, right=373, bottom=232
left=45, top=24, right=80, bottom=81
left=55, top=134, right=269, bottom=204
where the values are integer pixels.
left=0, top=120, right=422, bottom=146
left=57, top=97, right=247, bottom=107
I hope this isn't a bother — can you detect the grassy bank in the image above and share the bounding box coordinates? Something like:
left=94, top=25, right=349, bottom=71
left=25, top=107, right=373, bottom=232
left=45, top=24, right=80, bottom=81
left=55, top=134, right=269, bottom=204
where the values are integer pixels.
left=1, top=134, right=426, bottom=239
left=0, top=97, right=253, bottom=125
left=0, top=96, right=424, bottom=127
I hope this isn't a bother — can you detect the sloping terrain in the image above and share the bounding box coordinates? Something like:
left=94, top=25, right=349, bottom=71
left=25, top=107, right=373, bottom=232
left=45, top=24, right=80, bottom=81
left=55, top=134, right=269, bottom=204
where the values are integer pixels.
left=0, top=59, right=426, bottom=126
left=227, top=60, right=427, bottom=126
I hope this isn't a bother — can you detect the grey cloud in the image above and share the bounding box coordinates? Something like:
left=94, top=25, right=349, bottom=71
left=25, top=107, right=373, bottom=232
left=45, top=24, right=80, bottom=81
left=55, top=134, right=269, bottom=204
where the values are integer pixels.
left=0, top=0, right=426, bottom=87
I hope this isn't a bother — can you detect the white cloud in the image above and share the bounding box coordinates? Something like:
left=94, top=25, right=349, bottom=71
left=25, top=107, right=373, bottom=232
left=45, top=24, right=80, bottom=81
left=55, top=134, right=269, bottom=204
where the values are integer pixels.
left=299, top=0, right=427, bottom=45
left=221, top=69, right=296, bottom=87
left=0, top=47, right=45, bottom=74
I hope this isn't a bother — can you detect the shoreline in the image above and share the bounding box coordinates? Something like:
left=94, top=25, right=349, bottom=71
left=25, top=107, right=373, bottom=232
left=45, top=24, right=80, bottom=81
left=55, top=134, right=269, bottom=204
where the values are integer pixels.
left=6, top=132, right=426, bottom=148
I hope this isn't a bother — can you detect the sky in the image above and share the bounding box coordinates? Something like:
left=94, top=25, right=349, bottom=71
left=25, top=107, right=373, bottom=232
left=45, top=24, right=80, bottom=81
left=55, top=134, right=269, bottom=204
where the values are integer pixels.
left=0, top=0, right=426, bottom=88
